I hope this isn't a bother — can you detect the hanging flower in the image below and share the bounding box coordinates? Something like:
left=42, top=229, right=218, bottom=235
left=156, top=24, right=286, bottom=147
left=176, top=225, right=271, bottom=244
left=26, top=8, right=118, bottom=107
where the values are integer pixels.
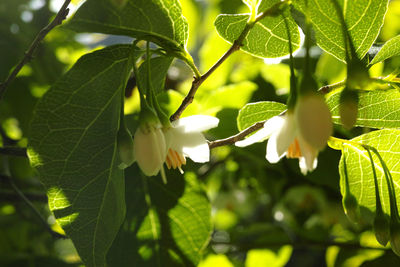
left=236, top=94, right=332, bottom=175
left=163, top=115, right=219, bottom=173
left=133, top=123, right=167, bottom=177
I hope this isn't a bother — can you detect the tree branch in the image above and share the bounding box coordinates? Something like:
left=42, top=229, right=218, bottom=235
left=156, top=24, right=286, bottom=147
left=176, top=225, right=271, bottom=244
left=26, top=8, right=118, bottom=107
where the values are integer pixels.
left=170, top=1, right=288, bottom=121
left=0, top=0, right=71, bottom=101
left=208, top=121, right=265, bottom=149
left=0, top=147, right=27, bottom=157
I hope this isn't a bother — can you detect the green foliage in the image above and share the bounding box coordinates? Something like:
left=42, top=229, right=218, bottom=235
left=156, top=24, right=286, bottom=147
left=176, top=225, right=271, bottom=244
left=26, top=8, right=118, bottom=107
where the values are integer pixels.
left=339, top=129, right=400, bottom=221
left=2, top=0, right=400, bottom=266
left=107, top=167, right=211, bottom=267
left=327, top=88, right=400, bottom=128
left=237, top=101, right=286, bottom=131
left=214, top=11, right=301, bottom=58
left=370, top=35, right=400, bottom=65
left=67, top=0, right=189, bottom=53
left=28, top=45, right=134, bottom=266
left=293, top=0, right=389, bottom=61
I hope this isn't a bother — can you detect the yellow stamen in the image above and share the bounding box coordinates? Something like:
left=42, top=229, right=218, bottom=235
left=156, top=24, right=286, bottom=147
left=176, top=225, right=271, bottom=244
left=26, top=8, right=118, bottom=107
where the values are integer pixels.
left=165, top=148, right=186, bottom=170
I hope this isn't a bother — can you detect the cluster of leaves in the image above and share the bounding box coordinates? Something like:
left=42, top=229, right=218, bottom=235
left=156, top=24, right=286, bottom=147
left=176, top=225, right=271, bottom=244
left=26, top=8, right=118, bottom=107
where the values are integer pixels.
left=2, top=0, right=400, bottom=266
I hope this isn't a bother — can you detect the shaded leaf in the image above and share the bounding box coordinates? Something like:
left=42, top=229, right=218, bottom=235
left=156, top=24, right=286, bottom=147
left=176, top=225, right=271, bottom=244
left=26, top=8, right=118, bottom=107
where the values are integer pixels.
left=107, top=167, right=211, bottom=267
left=237, top=101, right=286, bottom=131
left=28, top=45, right=135, bottom=266
left=370, top=35, right=400, bottom=65
left=67, top=0, right=189, bottom=52
left=326, top=88, right=400, bottom=128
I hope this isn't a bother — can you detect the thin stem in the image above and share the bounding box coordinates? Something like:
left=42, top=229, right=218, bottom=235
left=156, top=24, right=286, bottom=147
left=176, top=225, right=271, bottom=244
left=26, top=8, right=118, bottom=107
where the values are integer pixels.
left=7, top=175, right=67, bottom=239
left=0, top=147, right=27, bottom=157
left=0, top=0, right=71, bottom=101
left=170, top=1, right=288, bottom=121
left=208, top=121, right=265, bottom=149
left=366, top=147, right=383, bottom=213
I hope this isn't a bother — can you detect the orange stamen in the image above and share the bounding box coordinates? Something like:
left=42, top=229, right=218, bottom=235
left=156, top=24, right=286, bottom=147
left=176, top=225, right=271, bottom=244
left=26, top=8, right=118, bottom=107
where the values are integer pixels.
left=287, top=138, right=302, bottom=158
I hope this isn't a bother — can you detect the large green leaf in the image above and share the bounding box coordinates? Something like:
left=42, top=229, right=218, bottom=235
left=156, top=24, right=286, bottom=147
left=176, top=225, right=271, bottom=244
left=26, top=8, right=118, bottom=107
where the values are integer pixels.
left=237, top=101, right=287, bottom=131
left=293, top=0, right=389, bottom=61
left=339, top=129, right=400, bottom=221
left=214, top=10, right=301, bottom=58
left=67, top=0, right=189, bottom=52
left=326, top=88, right=400, bottom=128
left=107, top=167, right=211, bottom=267
left=370, top=35, right=400, bottom=65
left=28, top=45, right=135, bottom=266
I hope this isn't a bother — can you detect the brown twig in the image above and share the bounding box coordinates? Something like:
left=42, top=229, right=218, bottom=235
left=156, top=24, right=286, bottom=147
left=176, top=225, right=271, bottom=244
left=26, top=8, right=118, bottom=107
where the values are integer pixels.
left=208, top=121, right=265, bottom=149
left=0, top=0, right=71, bottom=101
left=0, top=147, right=27, bottom=157
left=170, top=1, right=288, bottom=121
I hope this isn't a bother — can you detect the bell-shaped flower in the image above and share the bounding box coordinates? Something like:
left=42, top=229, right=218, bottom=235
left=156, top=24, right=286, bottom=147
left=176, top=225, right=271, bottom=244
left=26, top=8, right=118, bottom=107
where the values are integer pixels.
left=133, top=123, right=167, bottom=177
left=163, top=115, right=219, bottom=173
left=236, top=95, right=332, bottom=175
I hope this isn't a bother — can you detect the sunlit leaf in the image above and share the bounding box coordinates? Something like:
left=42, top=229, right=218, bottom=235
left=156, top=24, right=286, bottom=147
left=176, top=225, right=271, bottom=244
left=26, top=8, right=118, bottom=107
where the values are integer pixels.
left=28, top=45, right=135, bottom=266
left=67, top=0, right=189, bottom=52
left=214, top=11, right=301, bottom=58
left=326, top=88, right=400, bottom=128
left=370, top=35, right=400, bottom=65
left=339, top=129, right=400, bottom=222
left=237, top=101, right=286, bottom=131
left=293, top=0, right=389, bottom=61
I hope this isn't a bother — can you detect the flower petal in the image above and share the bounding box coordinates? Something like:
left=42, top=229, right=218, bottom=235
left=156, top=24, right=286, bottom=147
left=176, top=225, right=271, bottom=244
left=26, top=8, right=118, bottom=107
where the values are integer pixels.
left=179, top=132, right=210, bottom=163
left=171, top=115, right=219, bottom=133
left=299, top=157, right=318, bottom=175
left=266, top=114, right=296, bottom=163
left=297, top=136, right=318, bottom=174
left=235, top=116, right=285, bottom=147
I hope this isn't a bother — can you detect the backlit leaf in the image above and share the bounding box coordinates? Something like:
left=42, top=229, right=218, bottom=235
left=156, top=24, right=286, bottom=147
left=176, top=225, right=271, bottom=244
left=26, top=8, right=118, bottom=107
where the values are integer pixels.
left=237, top=101, right=286, bottom=131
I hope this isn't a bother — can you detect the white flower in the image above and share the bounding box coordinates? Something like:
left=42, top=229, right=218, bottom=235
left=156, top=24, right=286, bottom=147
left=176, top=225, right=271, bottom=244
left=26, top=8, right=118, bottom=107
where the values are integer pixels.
left=164, top=115, right=219, bottom=173
left=236, top=111, right=325, bottom=175
left=133, top=124, right=167, bottom=177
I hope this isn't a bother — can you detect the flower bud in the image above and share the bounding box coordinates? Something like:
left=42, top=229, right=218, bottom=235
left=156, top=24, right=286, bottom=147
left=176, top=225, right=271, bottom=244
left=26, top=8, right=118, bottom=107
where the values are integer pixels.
left=133, top=125, right=166, bottom=176
left=374, top=213, right=390, bottom=246
left=117, top=125, right=135, bottom=169
left=295, top=93, right=332, bottom=150
left=390, top=220, right=400, bottom=256
left=339, top=89, right=359, bottom=130
left=343, top=193, right=359, bottom=223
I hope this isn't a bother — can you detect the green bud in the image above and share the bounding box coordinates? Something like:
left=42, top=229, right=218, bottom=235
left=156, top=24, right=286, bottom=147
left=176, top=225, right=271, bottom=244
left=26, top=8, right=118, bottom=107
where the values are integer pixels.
left=374, top=213, right=390, bottom=246
left=339, top=89, right=359, bottom=130
left=117, top=125, right=135, bottom=169
left=343, top=192, right=360, bottom=223
left=390, top=219, right=400, bottom=256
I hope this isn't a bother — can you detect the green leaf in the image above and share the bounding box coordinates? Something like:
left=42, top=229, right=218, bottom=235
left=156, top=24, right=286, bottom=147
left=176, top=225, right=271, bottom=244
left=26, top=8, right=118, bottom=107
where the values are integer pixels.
left=339, top=129, right=400, bottom=222
left=237, top=101, right=286, bottom=131
left=214, top=12, right=301, bottom=58
left=107, top=167, right=211, bottom=267
left=326, top=88, right=400, bottom=128
left=293, top=0, right=389, bottom=61
left=67, top=0, right=189, bottom=52
left=138, top=56, right=173, bottom=96
left=370, top=35, right=400, bottom=65
left=28, top=45, right=135, bottom=266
